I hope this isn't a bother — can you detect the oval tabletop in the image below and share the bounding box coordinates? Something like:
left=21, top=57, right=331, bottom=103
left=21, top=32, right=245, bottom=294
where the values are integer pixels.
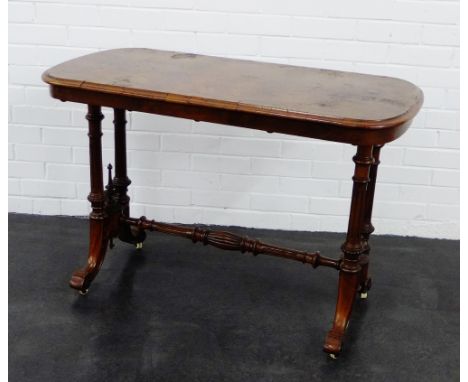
left=43, top=48, right=423, bottom=129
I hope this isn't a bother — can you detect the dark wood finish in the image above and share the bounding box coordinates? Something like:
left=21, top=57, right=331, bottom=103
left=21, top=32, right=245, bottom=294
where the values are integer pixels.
left=359, top=144, right=383, bottom=296
left=123, top=216, right=341, bottom=269
left=323, top=145, right=374, bottom=356
left=41, top=48, right=424, bottom=358
left=69, top=105, right=109, bottom=294
left=42, top=48, right=423, bottom=145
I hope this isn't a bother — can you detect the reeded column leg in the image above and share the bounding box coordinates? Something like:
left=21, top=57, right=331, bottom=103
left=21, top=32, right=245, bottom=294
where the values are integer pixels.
left=70, top=105, right=109, bottom=294
left=112, top=109, right=146, bottom=247
left=323, top=145, right=374, bottom=357
left=359, top=144, right=382, bottom=298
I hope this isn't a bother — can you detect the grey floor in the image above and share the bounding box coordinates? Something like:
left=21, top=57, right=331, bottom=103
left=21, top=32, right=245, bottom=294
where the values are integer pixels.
left=9, top=214, right=459, bottom=382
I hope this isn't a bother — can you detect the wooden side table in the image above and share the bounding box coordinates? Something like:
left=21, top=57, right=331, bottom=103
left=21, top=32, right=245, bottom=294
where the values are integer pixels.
left=42, top=48, right=423, bottom=358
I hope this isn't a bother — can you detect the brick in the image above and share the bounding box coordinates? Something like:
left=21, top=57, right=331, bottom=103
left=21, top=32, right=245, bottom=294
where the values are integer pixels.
left=282, top=141, right=341, bottom=161
left=174, top=207, right=204, bottom=224
left=404, top=148, right=459, bottom=169
left=131, top=113, right=192, bottom=133
left=9, top=197, right=33, bottom=214
left=43, top=128, right=88, bottom=146
left=427, top=204, right=459, bottom=221
left=8, top=2, right=35, bottom=23
left=128, top=169, right=162, bottom=187
left=425, top=110, right=459, bottom=130
left=164, top=11, right=229, bottom=33
left=130, top=151, right=190, bottom=170
left=220, top=137, right=280, bottom=157
left=437, top=131, right=459, bottom=149
left=279, top=177, right=339, bottom=197
left=60, top=199, right=89, bottom=216
left=9, top=125, right=42, bottom=144
left=400, top=185, right=459, bottom=205
left=131, top=0, right=194, bottom=8
left=357, top=21, right=421, bottom=44
left=9, top=178, right=21, bottom=195
left=69, top=27, right=132, bottom=49
left=131, top=30, right=196, bottom=52
left=162, top=134, right=220, bottom=154
left=378, top=165, right=432, bottom=185
left=15, top=144, right=72, bottom=163
left=34, top=46, right=96, bottom=67
left=220, top=174, right=279, bottom=193
left=422, top=24, right=459, bottom=47
left=432, top=169, right=459, bottom=188
left=9, top=86, right=25, bottom=104
left=292, top=17, right=355, bottom=40
left=389, top=45, right=452, bottom=67
left=197, top=33, right=259, bottom=56
left=196, top=0, right=260, bottom=13
left=312, top=161, right=353, bottom=180
left=9, top=24, right=68, bottom=45
left=193, top=121, right=253, bottom=137
left=392, top=1, right=459, bottom=24
left=47, top=164, right=89, bottom=182
left=101, top=7, right=165, bottom=29
left=445, top=89, right=459, bottom=110
left=9, top=161, right=45, bottom=179
left=192, top=190, right=250, bottom=209
left=374, top=201, right=426, bottom=220
left=24, top=87, right=64, bottom=107
left=392, top=128, right=438, bottom=148
left=36, top=4, right=100, bottom=26
left=126, top=132, right=160, bottom=151
left=290, top=214, right=321, bottom=232
left=133, top=186, right=191, bottom=206
left=261, top=37, right=326, bottom=59
left=33, top=198, right=61, bottom=215
left=252, top=158, right=311, bottom=177
left=310, top=197, right=349, bottom=215
left=12, top=106, right=71, bottom=126
left=203, top=209, right=291, bottom=230
left=192, top=154, right=251, bottom=174
left=9, top=66, right=47, bottom=86
left=162, top=170, right=220, bottom=189
left=21, top=179, right=75, bottom=198
left=250, top=194, right=308, bottom=213
left=144, top=205, right=174, bottom=221
left=228, top=14, right=290, bottom=36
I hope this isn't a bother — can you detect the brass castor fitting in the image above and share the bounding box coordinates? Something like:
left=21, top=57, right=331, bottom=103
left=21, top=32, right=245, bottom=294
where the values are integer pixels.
left=135, top=242, right=143, bottom=250
left=79, top=289, right=89, bottom=296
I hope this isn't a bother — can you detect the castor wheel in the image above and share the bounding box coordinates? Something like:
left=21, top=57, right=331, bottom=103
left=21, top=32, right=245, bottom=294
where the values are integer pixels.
left=360, top=291, right=368, bottom=299
left=135, top=242, right=143, bottom=250
left=328, top=353, right=338, bottom=360
left=79, top=289, right=89, bottom=296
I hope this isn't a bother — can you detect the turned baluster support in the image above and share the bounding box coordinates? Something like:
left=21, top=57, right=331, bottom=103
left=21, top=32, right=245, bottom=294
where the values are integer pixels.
left=69, top=105, right=109, bottom=294
left=324, top=145, right=374, bottom=357
left=358, top=144, right=383, bottom=297
left=122, top=216, right=341, bottom=270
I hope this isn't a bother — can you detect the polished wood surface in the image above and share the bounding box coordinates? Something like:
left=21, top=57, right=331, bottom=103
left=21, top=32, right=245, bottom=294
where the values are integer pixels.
left=42, top=49, right=424, bottom=358
left=42, top=48, right=423, bottom=144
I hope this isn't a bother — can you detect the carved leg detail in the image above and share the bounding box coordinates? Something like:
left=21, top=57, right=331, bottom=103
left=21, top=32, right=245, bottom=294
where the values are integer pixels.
left=112, top=108, right=146, bottom=247
left=359, top=144, right=382, bottom=298
left=324, top=145, right=374, bottom=357
left=69, top=105, right=109, bottom=294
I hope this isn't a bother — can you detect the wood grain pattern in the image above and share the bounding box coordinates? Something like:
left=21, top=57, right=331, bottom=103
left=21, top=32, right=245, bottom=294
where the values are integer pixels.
left=123, top=216, right=341, bottom=269
left=41, top=49, right=425, bottom=358
left=42, top=48, right=423, bottom=144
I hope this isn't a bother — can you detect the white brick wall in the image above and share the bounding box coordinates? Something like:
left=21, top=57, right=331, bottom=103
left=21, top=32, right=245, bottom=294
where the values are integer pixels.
left=8, top=0, right=460, bottom=239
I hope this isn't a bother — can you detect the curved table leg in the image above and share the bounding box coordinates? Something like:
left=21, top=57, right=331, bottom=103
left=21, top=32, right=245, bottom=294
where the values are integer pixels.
left=112, top=108, right=146, bottom=248
left=323, top=145, right=374, bottom=357
left=69, top=105, right=109, bottom=294
left=359, top=144, right=382, bottom=298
